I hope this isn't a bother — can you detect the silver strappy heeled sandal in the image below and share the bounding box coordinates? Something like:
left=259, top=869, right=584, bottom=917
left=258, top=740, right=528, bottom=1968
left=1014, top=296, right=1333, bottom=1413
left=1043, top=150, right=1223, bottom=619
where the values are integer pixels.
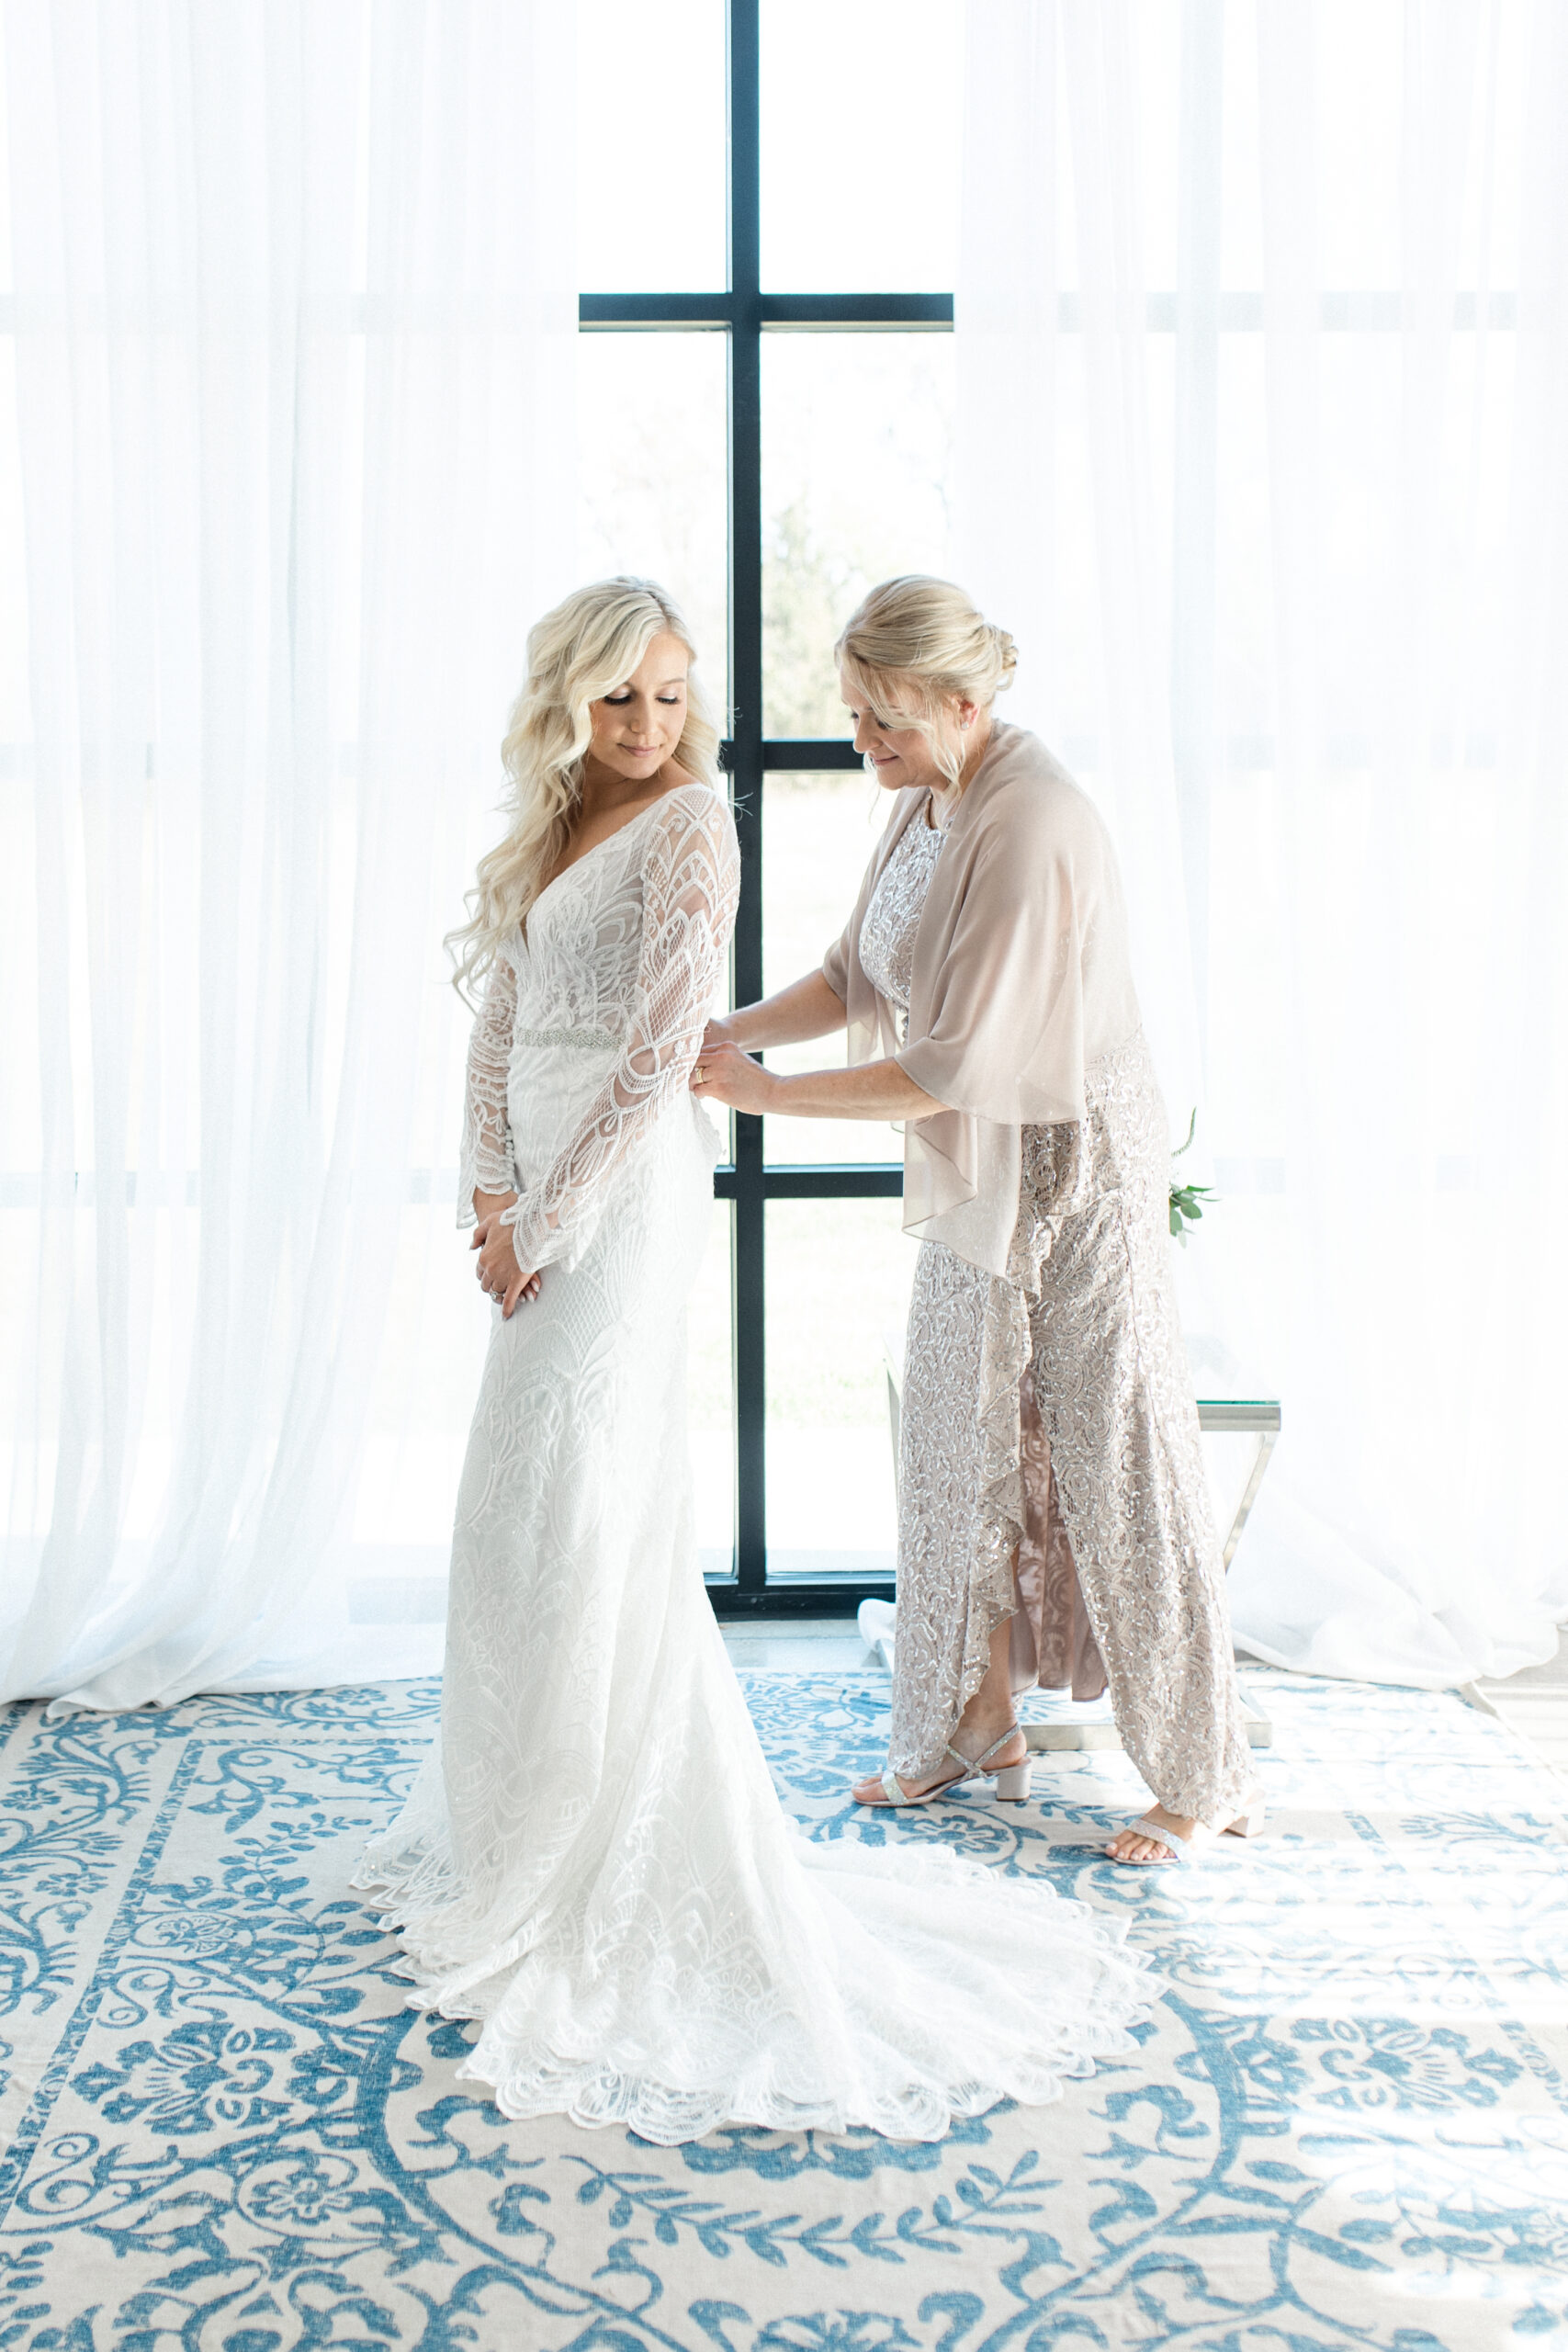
left=1107, top=1801, right=1266, bottom=1863
left=863, top=1726, right=1032, bottom=1808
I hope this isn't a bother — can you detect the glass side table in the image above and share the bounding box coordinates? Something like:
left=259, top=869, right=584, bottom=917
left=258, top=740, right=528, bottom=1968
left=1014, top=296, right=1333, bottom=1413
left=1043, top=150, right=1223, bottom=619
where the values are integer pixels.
left=1198, top=1396, right=1282, bottom=1569
left=880, top=1332, right=1280, bottom=1754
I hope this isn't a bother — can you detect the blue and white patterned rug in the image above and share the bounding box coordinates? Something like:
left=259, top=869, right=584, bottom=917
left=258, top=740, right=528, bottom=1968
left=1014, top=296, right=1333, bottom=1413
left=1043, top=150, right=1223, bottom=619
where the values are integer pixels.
left=1, top=1666, right=1566, bottom=2351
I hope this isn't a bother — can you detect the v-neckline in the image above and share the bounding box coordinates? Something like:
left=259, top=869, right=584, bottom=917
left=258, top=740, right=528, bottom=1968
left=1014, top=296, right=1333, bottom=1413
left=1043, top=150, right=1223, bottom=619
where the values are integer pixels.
left=531, top=791, right=672, bottom=917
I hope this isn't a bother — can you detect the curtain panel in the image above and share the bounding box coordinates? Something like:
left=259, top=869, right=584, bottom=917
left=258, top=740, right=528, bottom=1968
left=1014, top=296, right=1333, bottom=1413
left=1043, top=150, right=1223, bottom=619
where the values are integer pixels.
left=957, top=0, right=1568, bottom=1686
left=0, top=1, right=576, bottom=1706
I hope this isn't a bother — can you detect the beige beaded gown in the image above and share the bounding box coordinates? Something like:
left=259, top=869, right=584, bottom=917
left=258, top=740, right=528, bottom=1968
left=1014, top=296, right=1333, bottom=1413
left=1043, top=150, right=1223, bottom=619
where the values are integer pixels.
left=857, top=798, right=1257, bottom=1829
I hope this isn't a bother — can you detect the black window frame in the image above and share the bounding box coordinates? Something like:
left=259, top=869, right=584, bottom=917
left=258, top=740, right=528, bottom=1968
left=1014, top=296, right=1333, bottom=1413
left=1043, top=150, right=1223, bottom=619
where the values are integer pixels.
left=581, top=0, right=952, bottom=1615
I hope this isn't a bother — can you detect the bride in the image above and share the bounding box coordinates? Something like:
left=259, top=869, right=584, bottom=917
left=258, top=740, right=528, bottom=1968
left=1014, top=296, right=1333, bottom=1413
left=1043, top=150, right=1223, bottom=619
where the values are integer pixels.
left=355, top=575, right=1153, bottom=2145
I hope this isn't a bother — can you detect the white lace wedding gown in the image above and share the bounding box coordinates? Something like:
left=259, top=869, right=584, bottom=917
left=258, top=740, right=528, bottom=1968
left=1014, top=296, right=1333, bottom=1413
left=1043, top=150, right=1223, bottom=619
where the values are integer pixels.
left=355, top=780, right=1152, bottom=2145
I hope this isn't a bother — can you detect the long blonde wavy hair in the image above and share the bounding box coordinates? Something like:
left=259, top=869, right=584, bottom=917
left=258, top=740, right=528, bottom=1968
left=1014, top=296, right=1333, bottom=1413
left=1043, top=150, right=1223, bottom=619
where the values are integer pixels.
left=835, top=574, right=1017, bottom=786
left=448, top=576, right=722, bottom=999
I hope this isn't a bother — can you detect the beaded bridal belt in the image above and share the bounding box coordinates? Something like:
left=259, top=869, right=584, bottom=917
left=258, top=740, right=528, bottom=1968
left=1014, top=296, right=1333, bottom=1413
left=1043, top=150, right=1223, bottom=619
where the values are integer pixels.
left=514, top=1024, right=618, bottom=1051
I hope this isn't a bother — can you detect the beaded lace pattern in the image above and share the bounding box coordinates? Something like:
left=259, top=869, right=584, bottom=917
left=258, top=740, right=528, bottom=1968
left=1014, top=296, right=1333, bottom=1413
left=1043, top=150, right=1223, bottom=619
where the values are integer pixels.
left=856, top=804, right=944, bottom=1044
left=355, top=780, right=1153, bottom=2143
left=861, top=797, right=1257, bottom=1825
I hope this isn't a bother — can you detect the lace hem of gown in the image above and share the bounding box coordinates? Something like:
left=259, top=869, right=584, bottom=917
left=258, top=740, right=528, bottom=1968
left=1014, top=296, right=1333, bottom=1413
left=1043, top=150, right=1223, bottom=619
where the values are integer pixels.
left=352, top=1775, right=1153, bottom=2146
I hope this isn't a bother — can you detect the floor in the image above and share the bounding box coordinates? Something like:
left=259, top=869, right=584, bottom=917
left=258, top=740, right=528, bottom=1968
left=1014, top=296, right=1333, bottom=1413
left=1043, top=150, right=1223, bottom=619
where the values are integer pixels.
left=724, top=1617, right=1568, bottom=1785
left=719, top=1617, right=872, bottom=1676
left=4, top=1664, right=1566, bottom=2349
left=1472, top=1627, right=1568, bottom=1781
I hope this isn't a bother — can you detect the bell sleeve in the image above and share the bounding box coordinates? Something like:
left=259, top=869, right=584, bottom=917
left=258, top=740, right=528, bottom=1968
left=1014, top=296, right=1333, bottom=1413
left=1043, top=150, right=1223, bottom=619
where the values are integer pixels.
left=457, top=949, right=521, bottom=1227
left=821, top=916, right=852, bottom=1005
left=502, top=787, right=740, bottom=1274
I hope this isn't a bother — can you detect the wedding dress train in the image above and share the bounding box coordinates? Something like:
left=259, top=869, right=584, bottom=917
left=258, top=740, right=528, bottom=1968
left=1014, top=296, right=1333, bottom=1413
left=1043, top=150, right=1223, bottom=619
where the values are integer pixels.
left=355, top=782, right=1152, bottom=2144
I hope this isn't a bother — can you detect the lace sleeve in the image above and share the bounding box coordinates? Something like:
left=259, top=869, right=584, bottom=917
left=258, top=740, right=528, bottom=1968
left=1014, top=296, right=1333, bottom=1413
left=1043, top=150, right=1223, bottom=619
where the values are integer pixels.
left=504, top=787, right=739, bottom=1273
left=457, top=949, right=519, bottom=1227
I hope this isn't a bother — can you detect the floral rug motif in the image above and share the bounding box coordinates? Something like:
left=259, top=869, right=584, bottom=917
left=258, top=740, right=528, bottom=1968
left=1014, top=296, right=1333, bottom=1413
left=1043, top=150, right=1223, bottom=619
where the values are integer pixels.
left=0, top=1667, right=1565, bottom=2351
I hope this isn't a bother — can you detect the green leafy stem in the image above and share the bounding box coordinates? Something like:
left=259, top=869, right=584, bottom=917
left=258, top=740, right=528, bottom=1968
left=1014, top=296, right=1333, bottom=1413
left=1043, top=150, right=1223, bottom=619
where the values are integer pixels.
left=1169, top=1109, right=1217, bottom=1247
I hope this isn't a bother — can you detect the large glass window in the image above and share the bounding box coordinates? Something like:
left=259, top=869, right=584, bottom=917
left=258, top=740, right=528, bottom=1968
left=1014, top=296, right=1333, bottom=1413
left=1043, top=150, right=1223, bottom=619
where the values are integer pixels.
left=579, top=0, right=955, bottom=1609
left=764, top=1200, right=910, bottom=1577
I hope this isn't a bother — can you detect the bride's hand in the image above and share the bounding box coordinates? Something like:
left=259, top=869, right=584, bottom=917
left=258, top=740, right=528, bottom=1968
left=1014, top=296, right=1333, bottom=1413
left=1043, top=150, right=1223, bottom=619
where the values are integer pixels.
left=690, top=1040, right=775, bottom=1114
left=470, top=1194, right=541, bottom=1317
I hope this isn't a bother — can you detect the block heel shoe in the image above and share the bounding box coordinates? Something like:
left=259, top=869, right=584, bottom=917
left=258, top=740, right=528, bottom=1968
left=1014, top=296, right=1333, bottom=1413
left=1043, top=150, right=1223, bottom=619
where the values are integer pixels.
left=862, top=1725, right=1032, bottom=1808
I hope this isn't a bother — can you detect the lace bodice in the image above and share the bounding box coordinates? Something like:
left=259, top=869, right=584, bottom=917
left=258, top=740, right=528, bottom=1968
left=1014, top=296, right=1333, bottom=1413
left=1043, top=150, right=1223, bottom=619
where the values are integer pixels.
left=858, top=797, right=944, bottom=1034
left=457, top=783, right=739, bottom=1273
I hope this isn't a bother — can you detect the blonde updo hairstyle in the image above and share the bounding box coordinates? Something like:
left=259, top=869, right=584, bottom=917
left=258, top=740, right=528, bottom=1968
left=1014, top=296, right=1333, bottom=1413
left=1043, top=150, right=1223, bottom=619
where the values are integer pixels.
left=835, top=574, right=1017, bottom=786
left=448, top=576, right=721, bottom=998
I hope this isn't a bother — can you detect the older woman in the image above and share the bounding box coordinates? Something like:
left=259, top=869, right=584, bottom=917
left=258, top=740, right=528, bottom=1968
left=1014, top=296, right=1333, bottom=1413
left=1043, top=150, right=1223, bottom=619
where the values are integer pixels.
left=694, top=575, right=1260, bottom=1866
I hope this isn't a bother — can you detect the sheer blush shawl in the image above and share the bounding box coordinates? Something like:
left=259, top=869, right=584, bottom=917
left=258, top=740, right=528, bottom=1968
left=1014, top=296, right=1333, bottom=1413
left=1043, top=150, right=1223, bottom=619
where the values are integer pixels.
left=821, top=721, right=1142, bottom=1276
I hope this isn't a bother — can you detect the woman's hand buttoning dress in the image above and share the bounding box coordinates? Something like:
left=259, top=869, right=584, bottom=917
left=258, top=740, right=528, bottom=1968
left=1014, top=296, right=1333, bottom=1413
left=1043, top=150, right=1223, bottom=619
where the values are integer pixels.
left=355, top=575, right=1153, bottom=2146
left=695, top=574, right=1264, bottom=1869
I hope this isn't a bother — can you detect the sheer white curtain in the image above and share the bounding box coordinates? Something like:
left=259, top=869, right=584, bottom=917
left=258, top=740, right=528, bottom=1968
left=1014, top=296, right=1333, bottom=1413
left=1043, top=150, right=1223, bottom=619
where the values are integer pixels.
left=958, top=0, right=1568, bottom=1686
left=0, top=1, right=576, bottom=1706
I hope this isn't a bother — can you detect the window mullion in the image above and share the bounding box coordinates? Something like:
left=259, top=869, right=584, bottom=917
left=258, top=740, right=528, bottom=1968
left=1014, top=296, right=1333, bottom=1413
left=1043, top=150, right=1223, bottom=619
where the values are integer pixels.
left=728, top=0, right=767, bottom=1598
